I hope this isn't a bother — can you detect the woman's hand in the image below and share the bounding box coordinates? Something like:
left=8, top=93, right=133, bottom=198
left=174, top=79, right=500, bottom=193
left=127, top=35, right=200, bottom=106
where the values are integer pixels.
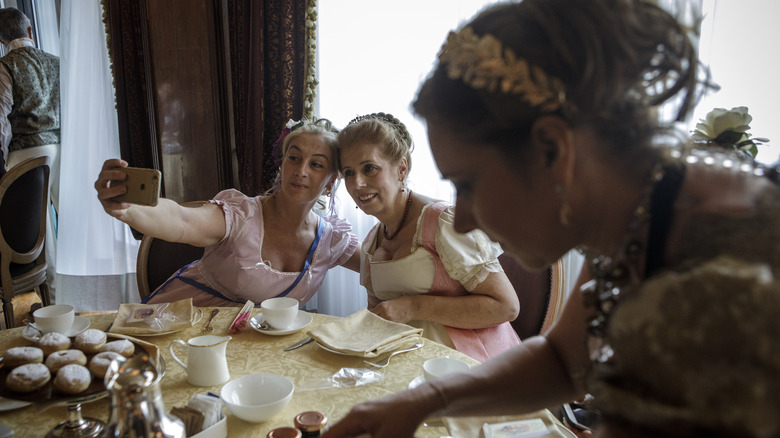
left=370, top=296, right=416, bottom=324
left=321, top=385, right=437, bottom=438
left=94, top=158, right=133, bottom=220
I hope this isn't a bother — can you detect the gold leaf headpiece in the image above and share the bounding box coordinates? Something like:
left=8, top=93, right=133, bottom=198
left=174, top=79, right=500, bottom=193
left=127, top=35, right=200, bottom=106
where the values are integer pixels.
left=438, top=27, right=567, bottom=112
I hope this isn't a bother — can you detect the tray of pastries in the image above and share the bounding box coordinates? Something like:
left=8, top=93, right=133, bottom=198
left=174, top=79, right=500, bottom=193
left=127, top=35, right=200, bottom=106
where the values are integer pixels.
left=0, top=329, right=162, bottom=405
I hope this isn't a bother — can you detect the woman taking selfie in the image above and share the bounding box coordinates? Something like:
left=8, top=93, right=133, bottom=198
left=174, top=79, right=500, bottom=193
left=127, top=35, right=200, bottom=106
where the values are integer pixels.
left=322, top=0, right=780, bottom=437
left=95, top=119, right=359, bottom=307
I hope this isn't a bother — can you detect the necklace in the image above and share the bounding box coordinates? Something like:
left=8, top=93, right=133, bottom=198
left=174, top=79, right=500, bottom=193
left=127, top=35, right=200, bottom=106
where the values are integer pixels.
left=383, top=190, right=413, bottom=240
left=579, top=162, right=666, bottom=364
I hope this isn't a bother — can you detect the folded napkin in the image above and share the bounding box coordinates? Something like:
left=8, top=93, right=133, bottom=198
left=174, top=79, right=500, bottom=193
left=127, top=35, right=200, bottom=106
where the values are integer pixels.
left=444, top=410, right=577, bottom=438
left=307, top=308, right=423, bottom=358
left=110, top=298, right=195, bottom=335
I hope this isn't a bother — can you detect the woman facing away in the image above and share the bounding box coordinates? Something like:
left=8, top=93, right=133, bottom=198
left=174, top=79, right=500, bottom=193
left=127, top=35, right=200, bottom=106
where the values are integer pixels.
left=337, top=113, right=520, bottom=362
left=322, top=0, right=780, bottom=437
left=94, top=118, right=360, bottom=307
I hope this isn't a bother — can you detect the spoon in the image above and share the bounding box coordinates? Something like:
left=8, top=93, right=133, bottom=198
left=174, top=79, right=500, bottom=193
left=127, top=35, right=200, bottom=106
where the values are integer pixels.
left=250, top=318, right=271, bottom=331
left=202, top=309, right=219, bottom=332
left=24, top=321, right=43, bottom=337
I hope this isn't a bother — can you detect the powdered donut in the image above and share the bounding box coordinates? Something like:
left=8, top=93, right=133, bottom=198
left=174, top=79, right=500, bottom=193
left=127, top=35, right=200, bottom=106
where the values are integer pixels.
left=99, top=339, right=135, bottom=357
left=74, top=329, right=107, bottom=354
left=53, top=364, right=91, bottom=394
left=36, top=332, right=72, bottom=356
left=5, top=363, right=51, bottom=393
left=3, top=346, right=44, bottom=368
left=45, top=349, right=87, bottom=374
left=89, top=351, right=126, bottom=379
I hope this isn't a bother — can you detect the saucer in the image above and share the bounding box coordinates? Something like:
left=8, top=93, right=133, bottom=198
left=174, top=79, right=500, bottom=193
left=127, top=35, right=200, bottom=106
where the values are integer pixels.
left=22, top=316, right=91, bottom=342
left=408, top=375, right=425, bottom=389
left=250, top=311, right=313, bottom=336
left=0, top=396, right=30, bottom=412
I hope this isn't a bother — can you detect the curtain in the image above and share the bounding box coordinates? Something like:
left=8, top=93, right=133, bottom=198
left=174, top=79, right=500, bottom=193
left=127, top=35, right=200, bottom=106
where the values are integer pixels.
left=56, top=0, right=140, bottom=311
left=227, top=0, right=314, bottom=195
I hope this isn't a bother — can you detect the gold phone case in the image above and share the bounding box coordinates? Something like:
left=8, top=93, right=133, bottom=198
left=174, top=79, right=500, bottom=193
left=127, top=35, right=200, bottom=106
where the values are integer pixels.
left=111, top=167, right=161, bottom=206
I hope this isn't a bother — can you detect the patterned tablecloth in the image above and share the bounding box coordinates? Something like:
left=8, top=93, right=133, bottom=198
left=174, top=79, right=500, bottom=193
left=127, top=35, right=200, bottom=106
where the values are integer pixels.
left=0, top=308, right=574, bottom=437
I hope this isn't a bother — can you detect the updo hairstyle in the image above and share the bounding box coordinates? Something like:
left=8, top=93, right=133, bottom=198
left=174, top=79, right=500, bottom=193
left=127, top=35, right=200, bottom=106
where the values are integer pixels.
left=337, top=113, right=414, bottom=177
left=413, top=0, right=707, bottom=163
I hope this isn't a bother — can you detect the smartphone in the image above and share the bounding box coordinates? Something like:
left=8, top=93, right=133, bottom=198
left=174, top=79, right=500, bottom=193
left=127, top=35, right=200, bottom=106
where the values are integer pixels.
left=110, top=166, right=161, bottom=206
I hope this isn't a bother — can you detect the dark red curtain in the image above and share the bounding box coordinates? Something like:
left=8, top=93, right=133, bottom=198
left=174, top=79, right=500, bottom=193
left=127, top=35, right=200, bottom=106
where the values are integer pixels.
left=227, top=0, right=311, bottom=195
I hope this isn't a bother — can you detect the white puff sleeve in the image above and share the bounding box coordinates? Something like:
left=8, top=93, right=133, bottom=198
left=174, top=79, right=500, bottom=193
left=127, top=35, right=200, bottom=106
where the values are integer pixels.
left=433, top=206, right=504, bottom=291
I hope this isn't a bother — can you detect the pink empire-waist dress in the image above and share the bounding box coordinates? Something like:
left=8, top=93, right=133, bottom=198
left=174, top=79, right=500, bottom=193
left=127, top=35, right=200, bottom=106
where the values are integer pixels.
left=145, top=189, right=358, bottom=307
left=362, top=201, right=520, bottom=362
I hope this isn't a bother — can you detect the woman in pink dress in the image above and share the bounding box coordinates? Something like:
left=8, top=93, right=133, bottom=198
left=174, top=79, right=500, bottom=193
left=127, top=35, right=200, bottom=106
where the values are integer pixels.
left=95, top=119, right=359, bottom=307
left=338, top=113, right=520, bottom=362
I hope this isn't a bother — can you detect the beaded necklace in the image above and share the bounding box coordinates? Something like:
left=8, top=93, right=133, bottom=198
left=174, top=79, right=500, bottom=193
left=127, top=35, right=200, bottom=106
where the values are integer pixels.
left=579, top=162, right=666, bottom=364
left=383, top=190, right=414, bottom=240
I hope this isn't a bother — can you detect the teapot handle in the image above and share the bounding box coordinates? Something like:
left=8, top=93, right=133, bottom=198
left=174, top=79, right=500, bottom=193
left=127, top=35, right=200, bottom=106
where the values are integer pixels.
left=169, top=339, right=188, bottom=371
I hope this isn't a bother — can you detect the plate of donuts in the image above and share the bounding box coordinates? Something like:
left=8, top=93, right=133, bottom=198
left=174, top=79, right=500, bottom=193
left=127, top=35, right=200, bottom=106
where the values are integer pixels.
left=0, top=330, right=162, bottom=405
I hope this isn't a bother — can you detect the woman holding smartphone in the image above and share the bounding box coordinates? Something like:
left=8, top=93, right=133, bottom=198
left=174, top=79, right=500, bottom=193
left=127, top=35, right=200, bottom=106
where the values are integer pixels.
left=94, top=118, right=360, bottom=307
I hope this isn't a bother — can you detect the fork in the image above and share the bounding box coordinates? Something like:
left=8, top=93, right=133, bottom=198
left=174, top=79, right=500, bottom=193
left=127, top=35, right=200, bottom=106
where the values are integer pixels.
left=363, top=341, right=423, bottom=368
left=202, top=309, right=219, bottom=332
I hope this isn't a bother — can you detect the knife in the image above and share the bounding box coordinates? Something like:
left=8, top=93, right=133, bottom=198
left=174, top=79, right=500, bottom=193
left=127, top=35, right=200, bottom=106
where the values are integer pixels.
left=284, top=336, right=314, bottom=351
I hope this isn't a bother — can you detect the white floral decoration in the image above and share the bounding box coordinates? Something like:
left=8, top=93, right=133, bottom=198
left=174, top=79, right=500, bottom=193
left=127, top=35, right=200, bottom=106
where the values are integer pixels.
left=691, top=106, right=769, bottom=159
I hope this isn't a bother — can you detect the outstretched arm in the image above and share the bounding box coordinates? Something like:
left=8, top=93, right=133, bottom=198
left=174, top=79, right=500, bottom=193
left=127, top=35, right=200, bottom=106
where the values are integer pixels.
left=94, top=158, right=226, bottom=247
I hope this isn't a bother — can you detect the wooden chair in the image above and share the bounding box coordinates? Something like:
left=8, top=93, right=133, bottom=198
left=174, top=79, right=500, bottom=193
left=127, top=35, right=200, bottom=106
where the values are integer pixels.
left=135, top=201, right=206, bottom=300
left=0, top=156, right=52, bottom=329
left=500, top=254, right=566, bottom=340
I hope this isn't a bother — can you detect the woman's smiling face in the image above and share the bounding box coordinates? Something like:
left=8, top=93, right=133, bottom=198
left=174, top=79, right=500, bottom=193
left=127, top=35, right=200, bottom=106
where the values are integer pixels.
left=339, top=141, right=406, bottom=219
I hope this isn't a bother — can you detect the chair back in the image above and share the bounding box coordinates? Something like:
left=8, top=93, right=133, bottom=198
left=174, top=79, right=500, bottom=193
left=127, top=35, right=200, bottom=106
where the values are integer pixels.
left=500, top=254, right=566, bottom=340
left=136, top=201, right=206, bottom=300
left=0, top=157, right=51, bottom=290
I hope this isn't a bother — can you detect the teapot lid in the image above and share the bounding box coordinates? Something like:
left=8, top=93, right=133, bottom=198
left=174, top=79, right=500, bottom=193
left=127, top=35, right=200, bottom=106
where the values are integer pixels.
left=105, top=353, right=159, bottom=390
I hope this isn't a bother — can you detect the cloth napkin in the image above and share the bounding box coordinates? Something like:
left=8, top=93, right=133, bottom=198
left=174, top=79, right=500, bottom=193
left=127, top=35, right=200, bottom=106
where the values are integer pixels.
left=307, top=308, right=423, bottom=358
left=444, top=410, right=577, bottom=438
left=110, top=298, right=195, bottom=335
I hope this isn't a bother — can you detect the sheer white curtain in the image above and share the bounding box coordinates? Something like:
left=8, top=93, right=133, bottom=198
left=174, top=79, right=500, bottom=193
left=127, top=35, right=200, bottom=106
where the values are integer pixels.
left=56, top=1, right=140, bottom=312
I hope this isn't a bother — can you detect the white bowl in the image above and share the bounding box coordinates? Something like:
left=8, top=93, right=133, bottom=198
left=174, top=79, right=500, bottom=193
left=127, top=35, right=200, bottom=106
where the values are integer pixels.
left=220, top=374, right=294, bottom=423
left=423, top=357, right=470, bottom=381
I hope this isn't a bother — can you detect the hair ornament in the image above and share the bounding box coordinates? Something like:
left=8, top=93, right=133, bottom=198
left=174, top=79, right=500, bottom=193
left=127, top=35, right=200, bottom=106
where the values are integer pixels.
left=439, top=27, right=566, bottom=112
left=272, top=119, right=306, bottom=167
left=347, top=112, right=413, bottom=149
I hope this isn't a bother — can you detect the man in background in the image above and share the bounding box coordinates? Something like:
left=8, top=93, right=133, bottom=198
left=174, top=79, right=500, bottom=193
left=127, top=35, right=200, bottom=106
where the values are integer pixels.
left=0, top=7, right=60, bottom=298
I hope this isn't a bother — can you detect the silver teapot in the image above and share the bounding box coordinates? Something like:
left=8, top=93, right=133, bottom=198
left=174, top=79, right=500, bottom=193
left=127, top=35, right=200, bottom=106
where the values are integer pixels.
left=101, top=353, right=185, bottom=438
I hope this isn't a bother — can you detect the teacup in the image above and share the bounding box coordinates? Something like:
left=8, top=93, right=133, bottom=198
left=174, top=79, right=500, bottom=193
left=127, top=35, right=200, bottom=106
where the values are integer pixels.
left=260, top=297, right=299, bottom=330
left=33, top=304, right=75, bottom=335
left=423, top=357, right=470, bottom=381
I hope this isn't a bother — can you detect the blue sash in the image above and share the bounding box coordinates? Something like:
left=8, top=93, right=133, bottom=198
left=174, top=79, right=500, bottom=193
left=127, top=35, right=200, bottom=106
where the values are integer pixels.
left=142, top=218, right=324, bottom=304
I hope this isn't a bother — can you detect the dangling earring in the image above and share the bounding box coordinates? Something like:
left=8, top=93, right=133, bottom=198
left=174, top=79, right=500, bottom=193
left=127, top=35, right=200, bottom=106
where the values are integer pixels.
left=555, top=184, right=571, bottom=227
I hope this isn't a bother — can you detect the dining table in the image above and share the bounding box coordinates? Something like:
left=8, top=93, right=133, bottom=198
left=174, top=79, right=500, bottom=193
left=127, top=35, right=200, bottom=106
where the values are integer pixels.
left=0, top=307, right=575, bottom=437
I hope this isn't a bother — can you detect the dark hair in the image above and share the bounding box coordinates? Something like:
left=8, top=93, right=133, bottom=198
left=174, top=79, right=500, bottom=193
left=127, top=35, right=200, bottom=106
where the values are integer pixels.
left=337, top=113, right=414, bottom=177
left=413, top=0, right=709, bottom=162
left=0, top=8, right=30, bottom=43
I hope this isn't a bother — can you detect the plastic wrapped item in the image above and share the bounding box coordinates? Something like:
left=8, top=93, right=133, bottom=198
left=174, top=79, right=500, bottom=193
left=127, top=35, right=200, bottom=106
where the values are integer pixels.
left=295, top=368, right=384, bottom=392
left=111, top=298, right=195, bottom=335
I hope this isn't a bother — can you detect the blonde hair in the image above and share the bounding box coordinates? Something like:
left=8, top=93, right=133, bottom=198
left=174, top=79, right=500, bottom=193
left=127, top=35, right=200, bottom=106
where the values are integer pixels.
left=337, top=113, right=414, bottom=177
